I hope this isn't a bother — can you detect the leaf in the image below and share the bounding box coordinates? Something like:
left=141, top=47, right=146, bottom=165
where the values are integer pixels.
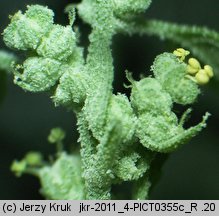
left=119, top=19, right=219, bottom=78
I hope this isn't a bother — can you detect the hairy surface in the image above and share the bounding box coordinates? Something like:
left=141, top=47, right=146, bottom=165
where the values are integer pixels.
left=2, top=0, right=214, bottom=200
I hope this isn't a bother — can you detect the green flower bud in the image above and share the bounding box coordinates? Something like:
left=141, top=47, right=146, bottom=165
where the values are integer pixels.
left=37, top=25, right=76, bottom=61
left=14, top=57, right=62, bottom=92
left=130, top=77, right=172, bottom=115
left=48, top=127, right=66, bottom=144
left=3, top=5, right=54, bottom=50
left=53, top=68, right=86, bottom=108
left=107, top=94, right=136, bottom=143
left=114, top=152, right=149, bottom=181
left=152, top=53, right=200, bottom=105
left=39, top=153, right=85, bottom=199
left=11, top=160, right=27, bottom=177
left=24, top=152, right=43, bottom=166
left=25, top=5, right=54, bottom=27
left=165, top=76, right=200, bottom=105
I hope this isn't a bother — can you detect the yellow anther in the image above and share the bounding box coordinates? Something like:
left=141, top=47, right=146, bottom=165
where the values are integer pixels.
left=195, top=69, right=210, bottom=85
left=187, top=65, right=198, bottom=75
left=173, top=48, right=190, bottom=61
left=188, top=58, right=201, bottom=69
left=204, top=65, right=214, bottom=78
left=187, top=58, right=201, bottom=75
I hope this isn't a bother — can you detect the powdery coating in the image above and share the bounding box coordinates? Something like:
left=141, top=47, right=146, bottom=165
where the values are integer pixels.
left=39, top=153, right=85, bottom=199
left=136, top=112, right=209, bottom=153
left=113, top=0, right=151, bottom=17
left=53, top=68, right=87, bottom=109
left=114, top=152, right=150, bottom=181
left=3, top=5, right=54, bottom=50
left=3, top=1, right=212, bottom=200
left=107, top=94, right=136, bottom=143
left=37, top=25, right=76, bottom=61
left=130, top=77, right=172, bottom=114
left=14, top=57, right=62, bottom=92
left=152, top=53, right=200, bottom=105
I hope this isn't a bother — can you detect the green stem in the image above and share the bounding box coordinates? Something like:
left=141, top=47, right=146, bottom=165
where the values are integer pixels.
left=77, top=0, right=117, bottom=199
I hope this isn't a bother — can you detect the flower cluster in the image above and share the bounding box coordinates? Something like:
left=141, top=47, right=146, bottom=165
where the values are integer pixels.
left=2, top=0, right=214, bottom=200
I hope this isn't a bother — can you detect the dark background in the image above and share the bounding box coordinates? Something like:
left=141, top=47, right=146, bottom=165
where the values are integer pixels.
left=0, top=0, right=218, bottom=199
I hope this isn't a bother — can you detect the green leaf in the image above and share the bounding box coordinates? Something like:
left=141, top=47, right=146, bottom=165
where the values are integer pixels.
left=119, top=19, right=219, bottom=78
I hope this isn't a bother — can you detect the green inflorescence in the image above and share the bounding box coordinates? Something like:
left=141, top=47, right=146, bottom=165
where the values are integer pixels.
left=2, top=0, right=215, bottom=200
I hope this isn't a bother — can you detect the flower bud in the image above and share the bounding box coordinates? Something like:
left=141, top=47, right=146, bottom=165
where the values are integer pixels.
left=25, top=152, right=43, bottom=166
left=11, top=160, right=27, bottom=177
left=152, top=53, right=200, bottom=105
left=39, top=153, right=85, bottom=199
left=130, top=78, right=172, bottom=115
left=48, top=128, right=66, bottom=144
left=107, top=94, right=136, bottom=143
left=3, top=5, right=54, bottom=50
left=37, top=25, right=76, bottom=61
left=53, top=68, right=86, bottom=108
left=14, top=57, right=62, bottom=92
